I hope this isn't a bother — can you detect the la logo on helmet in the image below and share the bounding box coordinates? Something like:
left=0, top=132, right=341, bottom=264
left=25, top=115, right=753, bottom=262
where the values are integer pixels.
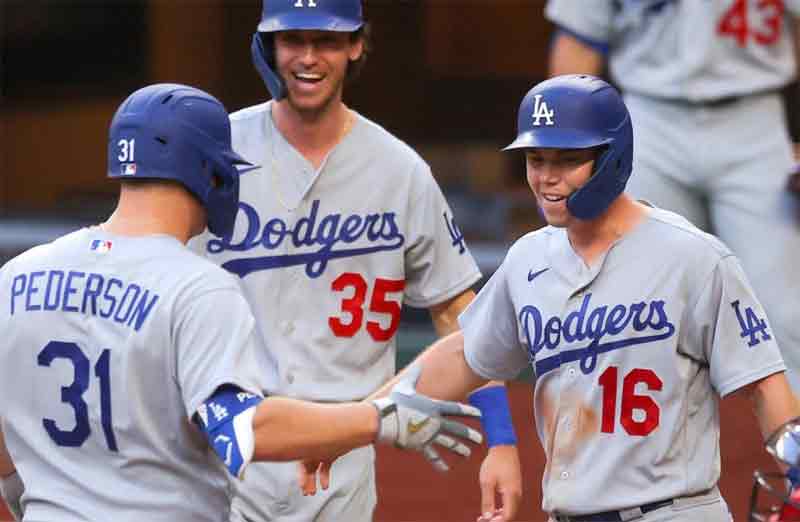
left=294, top=0, right=317, bottom=7
left=532, top=94, right=555, bottom=126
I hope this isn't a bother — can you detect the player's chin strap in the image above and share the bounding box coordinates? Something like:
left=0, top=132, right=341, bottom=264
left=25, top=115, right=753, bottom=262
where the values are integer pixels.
left=0, top=471, right=24, bottom=521
left=195, top=385, right=264, bottom=479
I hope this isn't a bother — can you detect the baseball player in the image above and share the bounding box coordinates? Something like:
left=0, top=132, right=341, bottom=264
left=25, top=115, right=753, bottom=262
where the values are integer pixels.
left=544, top=0, right=800, bottom=393
left=373, top=75, right=800, bottom=522
left=0, top=83, right=484, bottom=522
left=189, top=1, right=522, bottom=520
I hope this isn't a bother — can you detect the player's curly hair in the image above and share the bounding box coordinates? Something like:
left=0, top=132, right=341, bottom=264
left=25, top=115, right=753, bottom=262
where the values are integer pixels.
left=346, top=22, right=371, bottom=83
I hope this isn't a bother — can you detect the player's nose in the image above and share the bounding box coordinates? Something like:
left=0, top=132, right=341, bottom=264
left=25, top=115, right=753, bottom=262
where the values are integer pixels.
left=530, top=163, right=560, bottom=184
left=298, top=44, right=318, bottom=65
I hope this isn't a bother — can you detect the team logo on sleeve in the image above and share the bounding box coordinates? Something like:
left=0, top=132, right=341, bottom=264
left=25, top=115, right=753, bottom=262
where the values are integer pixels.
left=206, top=200, right=405, bottom=278
left=531, top=95, right=555, bottom=126
left=520, top=293, right=676, bottom=377
left=731, top=300, right=772, bottom=347
left=443, top=211, right=466, bottom=255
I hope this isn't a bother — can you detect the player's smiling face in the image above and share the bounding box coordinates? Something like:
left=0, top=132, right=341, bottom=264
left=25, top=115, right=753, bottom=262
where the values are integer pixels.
left=525, top=148, right=597, bottom=227
left=274, top=30, right=363, bottom=114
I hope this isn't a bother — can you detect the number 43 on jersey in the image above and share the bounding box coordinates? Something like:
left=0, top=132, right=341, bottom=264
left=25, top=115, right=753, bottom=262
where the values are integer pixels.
left=717, top=0, right=784, bottom=47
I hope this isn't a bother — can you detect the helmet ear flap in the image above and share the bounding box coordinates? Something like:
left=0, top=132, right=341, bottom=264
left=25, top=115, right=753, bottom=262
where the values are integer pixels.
left=251, top=32, right=287, bottom=101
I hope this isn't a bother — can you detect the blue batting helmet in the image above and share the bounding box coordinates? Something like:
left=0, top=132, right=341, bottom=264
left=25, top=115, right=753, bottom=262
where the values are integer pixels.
left=504, top=74, right=633, bottom=220
left=107, top=83, right=255, bottom=238
left=251, top=0, right=364, bottom=100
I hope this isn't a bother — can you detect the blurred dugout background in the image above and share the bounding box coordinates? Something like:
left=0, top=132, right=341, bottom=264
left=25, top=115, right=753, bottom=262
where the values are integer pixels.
left=0, top=0, right=561, bottom=360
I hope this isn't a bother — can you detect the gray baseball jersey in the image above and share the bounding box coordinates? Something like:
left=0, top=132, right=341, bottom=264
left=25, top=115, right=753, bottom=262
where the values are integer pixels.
left=545, top=0, right=800, bottom=393
left=0, top=227, right=268, bottom=522
left=460, top=206, right=784, bottom=517
left=546, top=0, right=798, bottom=101
left=189, top=101, right=481, bottom=521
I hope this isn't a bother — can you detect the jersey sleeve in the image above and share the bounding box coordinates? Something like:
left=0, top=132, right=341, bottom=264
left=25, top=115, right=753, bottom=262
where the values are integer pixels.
left=402, top=161, right=482, bottom=309
left=545, top=0, right=615, bottom=48
left=459, top=257, right=529, bottom=381
left=686, top=255, right=785, bottom=397
left=173, top=283, right=269, bottom=417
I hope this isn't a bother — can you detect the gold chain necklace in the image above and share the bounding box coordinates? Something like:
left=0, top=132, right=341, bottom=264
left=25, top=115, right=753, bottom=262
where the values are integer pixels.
left=270, top=109, right=353, bottom=210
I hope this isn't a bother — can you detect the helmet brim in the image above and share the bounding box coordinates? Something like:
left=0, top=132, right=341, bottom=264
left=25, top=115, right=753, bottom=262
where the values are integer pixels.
left=503, top=128, right=612, bottom=152
left=258, top=13, right=363, bottom=33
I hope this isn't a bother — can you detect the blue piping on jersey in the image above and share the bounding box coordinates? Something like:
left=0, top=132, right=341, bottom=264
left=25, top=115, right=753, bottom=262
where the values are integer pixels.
left=551, top=26, right=609, bottom=56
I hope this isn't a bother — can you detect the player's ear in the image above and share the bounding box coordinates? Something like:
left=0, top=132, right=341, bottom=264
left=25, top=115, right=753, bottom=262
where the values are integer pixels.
left=348, top=36, right=364, bottom=62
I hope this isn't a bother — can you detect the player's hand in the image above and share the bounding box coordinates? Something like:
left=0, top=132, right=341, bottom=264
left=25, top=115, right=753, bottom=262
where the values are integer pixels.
left=369, top=364, right=483, bottom=471
left=477, top=444, right=522, bottom=521
left=297, top=458, right=335, bottom=496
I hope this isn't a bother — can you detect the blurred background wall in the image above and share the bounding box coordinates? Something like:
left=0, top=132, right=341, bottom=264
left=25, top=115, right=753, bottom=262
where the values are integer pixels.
left=1, top=0, right=555, bottom=249
left=1, top=0, right=567, bottom=386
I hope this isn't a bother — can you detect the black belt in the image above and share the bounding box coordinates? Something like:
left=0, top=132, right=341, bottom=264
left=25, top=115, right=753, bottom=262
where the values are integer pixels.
left=692, top=95, right=742, bottom=108
left=554, top=498, right=674, bottom=522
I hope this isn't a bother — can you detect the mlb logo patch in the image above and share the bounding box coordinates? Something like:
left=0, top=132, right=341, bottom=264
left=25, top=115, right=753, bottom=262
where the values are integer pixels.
left=121, top=163, right=137, bottom=176
left=90, top=239, right=113, bottom=254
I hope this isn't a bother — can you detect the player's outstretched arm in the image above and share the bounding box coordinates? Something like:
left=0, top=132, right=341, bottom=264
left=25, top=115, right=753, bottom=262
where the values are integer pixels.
left=742, top=371, right=800, bottom=446
left=0, top=428, right=13, bottom=478
left=250, top=365, right=483, bottom=465
left=196, top=369, right=483, bottom=481
left=0, top=426, right=23, bottom=521
left=372, top=331, right=488, bottom=402
left=429, top=292, right=522, bottom=521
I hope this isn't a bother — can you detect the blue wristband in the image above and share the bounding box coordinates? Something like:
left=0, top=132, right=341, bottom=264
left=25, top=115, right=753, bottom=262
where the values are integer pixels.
left=468, top=386, right=517, bottom=448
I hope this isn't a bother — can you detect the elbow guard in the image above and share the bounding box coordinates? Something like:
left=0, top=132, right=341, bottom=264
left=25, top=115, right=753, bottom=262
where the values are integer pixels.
left=0, top=471, right=24, bottom=521
left=195, top=386, right=263, bottom=478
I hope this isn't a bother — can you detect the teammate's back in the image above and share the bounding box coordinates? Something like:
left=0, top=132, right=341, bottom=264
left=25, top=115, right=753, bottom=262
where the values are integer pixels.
left=0, top=226, right=266, bottom=522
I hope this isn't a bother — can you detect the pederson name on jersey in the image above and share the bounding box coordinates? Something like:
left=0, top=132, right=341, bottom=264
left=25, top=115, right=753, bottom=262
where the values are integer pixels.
left=9, top=269, right=160, bottom=332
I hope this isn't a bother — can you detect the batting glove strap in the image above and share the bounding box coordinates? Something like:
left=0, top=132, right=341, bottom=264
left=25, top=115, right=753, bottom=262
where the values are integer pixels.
left=372, top=397, right=400, bottom=445
left=0, top=471, right=24, bottom=521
